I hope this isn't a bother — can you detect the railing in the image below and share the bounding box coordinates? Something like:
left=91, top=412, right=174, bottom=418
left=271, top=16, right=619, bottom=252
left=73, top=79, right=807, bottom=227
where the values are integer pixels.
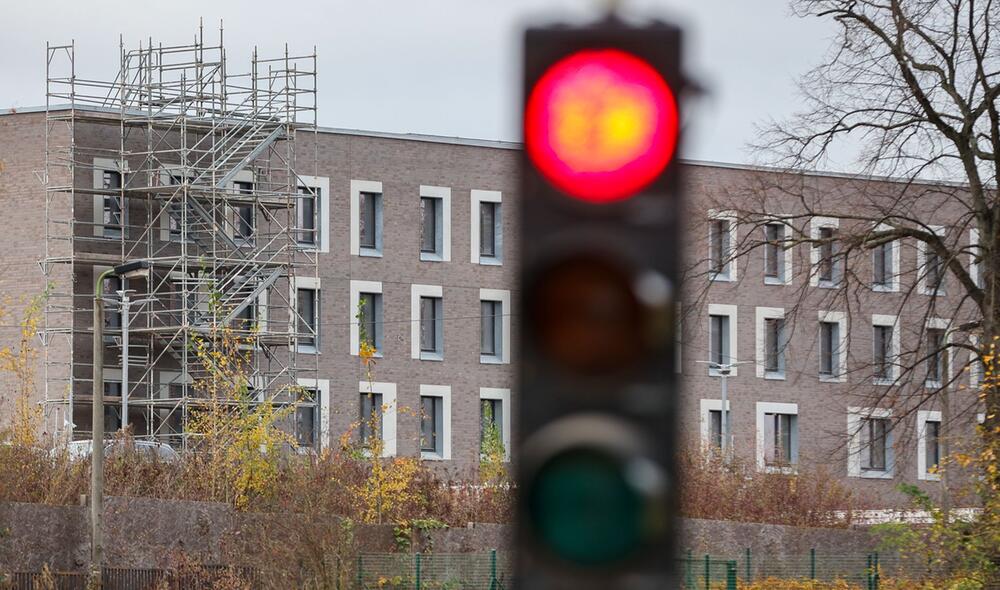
left=0, top=566, right=261, bottom=590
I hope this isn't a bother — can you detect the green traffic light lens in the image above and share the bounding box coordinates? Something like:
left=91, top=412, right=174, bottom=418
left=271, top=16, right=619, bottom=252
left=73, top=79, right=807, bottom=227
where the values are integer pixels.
left=527, top=448, right=652, bottom=567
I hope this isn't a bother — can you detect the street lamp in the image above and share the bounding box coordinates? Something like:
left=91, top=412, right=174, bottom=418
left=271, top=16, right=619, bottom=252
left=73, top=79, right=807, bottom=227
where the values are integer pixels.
left=696, top=359, right=751, bottom=460
left=91, top=260, right=150, bottom=577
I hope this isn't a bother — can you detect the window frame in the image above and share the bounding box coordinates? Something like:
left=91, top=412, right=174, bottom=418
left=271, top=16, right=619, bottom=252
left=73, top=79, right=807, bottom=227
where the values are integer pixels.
left=350, top=179, right=383, bottom=257
left=755, top=307, right=786, bottom=379
left=917, top=225, right=946, bottom=296
left=762, top=221, right=793, bottom=285
left=872, top=314, right=900, bottom=385
left=471, top=190, right=503, bottom=265
left=871, top=224, right=900, bottom=292
left=847, top=407, right=894, bottom=478
left=350, top=280, right=384, bottom=357
left=699, top=398, right=732, bottom=452
left=419, top=384, right=451, bottom=460
left=818, top=310, right=847, bottom=382
left=359, top=380, right=397, bottom=457
left=480, top=388, right=511, bottom=462
left=419, top=185, right=452, bottom=262
left=755, top=401, right=799, bottom=474
left=924, top=317, right=953, bottom=389
left=917, top=409, right=943, bottom=481
left=707, top=304, right=739, bottom=376
left=479, top=288, right=511, bottom=364
left=294, top=378, right=329, bottom=452
left=411, top=284, right=444, bottom=360
left=707, top=210, right=738, bottom=282
left=810, top=216, right=841, bottom=287
left=93, top=158, right=126, bottom=240
left=292, top=276, right=321, bottom=354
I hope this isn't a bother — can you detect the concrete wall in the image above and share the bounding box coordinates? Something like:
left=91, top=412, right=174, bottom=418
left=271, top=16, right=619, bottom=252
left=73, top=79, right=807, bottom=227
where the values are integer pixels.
left=0, top=499, right=877, bottom=572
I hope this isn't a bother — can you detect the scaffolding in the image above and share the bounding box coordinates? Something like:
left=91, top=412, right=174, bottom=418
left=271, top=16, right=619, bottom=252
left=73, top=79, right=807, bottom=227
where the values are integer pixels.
left=42, top=23, right=320, bottom=448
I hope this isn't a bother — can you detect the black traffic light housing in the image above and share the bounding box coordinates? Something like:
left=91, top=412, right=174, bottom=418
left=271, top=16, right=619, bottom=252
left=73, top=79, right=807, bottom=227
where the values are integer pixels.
left=516, top=15, right=686, bottom=590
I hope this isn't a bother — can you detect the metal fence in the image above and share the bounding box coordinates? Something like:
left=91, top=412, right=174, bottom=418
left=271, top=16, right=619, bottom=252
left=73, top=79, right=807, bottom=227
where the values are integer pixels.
left=0, top=566, right=262, bottom=590
left=0, top=550, right=907, bottom=589
left=356, top=551, right=510, bottom=589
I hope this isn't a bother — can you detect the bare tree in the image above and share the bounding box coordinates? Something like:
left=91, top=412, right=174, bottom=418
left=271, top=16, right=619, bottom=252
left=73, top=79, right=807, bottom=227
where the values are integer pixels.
left=701, top=0, right=1000, bottom=576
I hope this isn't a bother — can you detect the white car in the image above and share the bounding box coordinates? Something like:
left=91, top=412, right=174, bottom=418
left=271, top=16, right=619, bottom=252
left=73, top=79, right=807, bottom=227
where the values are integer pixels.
left=51, top=439, right=180, bottom=462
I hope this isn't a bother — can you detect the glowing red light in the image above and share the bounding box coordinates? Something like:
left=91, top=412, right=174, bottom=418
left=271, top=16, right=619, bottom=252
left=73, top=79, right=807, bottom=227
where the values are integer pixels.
left=525, top=48, right=679, bottom=204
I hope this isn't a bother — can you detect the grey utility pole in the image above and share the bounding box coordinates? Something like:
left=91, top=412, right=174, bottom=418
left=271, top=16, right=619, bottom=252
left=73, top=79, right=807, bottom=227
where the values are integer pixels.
left=696, top=360, right=750, bottom=459
left=91, top=261, right=150, bottom=580
left=117, top=290, right=156, bottom=432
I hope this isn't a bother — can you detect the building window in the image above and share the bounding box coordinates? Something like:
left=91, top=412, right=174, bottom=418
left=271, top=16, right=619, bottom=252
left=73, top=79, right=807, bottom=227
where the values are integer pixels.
left=419, top=385, right=450, bottom=460
left=472, top=190, right=503, bottom=264
left=168, top=212, right=183, bottom=243
left=295, top=387, right=319, bottom=449
left=411, top=285, right=443, bottom=360
left=359, top=392, right=383, bottom=446
left=819, top=321, right=839, bottom=377
left=421, top=197, right=440, bottom=254
left=480, top=388, right=511, bottom=461
left=756, top=307, right=786, bottom=379
left=419, top=186, right=451, bottom=261
left=710, top=314, right=729, bottom=366
left=359, top=380, right=397, bottom=457
left=817, top=226, right=837, bottom=283
left=917, top=410, right=943, bottom=480
left=861, top=417, right=889, bottom=472
left=480, top=398, right=503, bottom=449
left=232, top=301, right=256, bottom=332
left=763, top=222, right=788, bottom=283
left=481, top=300, right=501, bottom=359
left=480, top=201, right=500, bottom=258
left=103, top=274, right=123, bottom=332
left=420, top=395, right=443, bottom=456
left=296, top=286, right=319, bottom=352
left=707, top=304, right=738, bottom=375
left=233, top=180, right=255, bottom=246
left=709, top=409, right=724, bottom=448
left=359, top=292, right=383, bottom=352
left=764, top=318, right=784, bottom=375
left=420, top=296, right=443, bottom=356
left=756, top=402, right=799, bottom=472
left=297, top=185, right=318, bottom=247
left=872, top=241, right=893, bottom=289
left=94, top=162, right=124, bottom=239
left=810, top=217, right=840, bottom=287
left=359, top=191, right=382, bottom=253
left=350, top=280, right=383, bottom=357
left=848, top=407, right=894, bottom=478
left=873, top=325, right=893, bottom=381
left=708, top=212, right=736, bottom=281
left=918, top=226, right=946, bottom=295
left=102, top=174, right=123, bottom=240
left=926, top=327, right=948, bottom=387
left=700, top=399, right=731, bottom=451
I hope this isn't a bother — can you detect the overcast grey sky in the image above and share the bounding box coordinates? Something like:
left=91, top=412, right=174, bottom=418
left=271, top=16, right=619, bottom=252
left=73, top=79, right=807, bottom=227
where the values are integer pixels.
left=0, top=0, right=835, bottom=166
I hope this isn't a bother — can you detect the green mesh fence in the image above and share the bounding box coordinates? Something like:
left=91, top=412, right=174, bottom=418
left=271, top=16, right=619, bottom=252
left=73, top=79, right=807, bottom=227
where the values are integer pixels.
left=356, top=551, right=511, bottom=590
left=677, top=554, right=739, bottom=589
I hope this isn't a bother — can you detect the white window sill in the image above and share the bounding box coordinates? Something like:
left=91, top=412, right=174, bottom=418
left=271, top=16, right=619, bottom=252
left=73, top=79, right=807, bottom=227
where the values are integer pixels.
left=420, top=251, right=444, bottom=262
left=296, top=243, right=319, bottom=252
left=763, top=276, right=786, bottom=286
left=871, top=284, right=896, bottom=293
left=709, top=274, right=734, bottom=283
left=708, top=370, right=735, bottom=378
left=859, top=469, right=894, bottom=480
left=872, top=377, right=894, bottom=386
left=352, top=350, right=383, bottom=359
left=478, top=257, right=503, bottom=266
left=920, top=473, right=942, bottom=482
left=819, top=374, right=843, bottom=384
left=764, top=372, right=786, bottom=381
left=816, top=281, right=841, bottom=289
left=359, top=248, right=382, bottom=258
left=763, top=465, right=797, bottom=475
left=421, top=452, right=446, bottom=461
left=419, top=351, right=444, bottom=362
left=480, top=355, right=505, bottom=365
left=296, top=346, right=320, bottom=355
left=925, top=380, right=943, bottom=389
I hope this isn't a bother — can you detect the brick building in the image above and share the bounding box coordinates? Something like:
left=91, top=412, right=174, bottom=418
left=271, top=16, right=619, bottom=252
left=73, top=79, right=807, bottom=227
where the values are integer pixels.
left=0, top=38, right=982, bottom=499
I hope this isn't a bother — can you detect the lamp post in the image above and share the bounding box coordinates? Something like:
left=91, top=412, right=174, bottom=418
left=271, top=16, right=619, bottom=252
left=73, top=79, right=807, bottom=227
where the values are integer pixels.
left=115, top=289, right=156, bottom=432
left=696, top=359, right=751, bottom=460
left=92, top=260, right=150, bottom=578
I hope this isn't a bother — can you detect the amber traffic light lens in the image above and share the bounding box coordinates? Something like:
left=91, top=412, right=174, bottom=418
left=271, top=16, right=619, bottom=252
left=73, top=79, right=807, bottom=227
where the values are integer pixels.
left=527, top=256, right=642, bottom=376
left=524, top=48, right=679, bottom=204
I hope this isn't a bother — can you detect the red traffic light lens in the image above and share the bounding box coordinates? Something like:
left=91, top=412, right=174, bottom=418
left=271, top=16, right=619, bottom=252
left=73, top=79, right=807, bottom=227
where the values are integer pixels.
left=525, top=48, right=679, bottom=204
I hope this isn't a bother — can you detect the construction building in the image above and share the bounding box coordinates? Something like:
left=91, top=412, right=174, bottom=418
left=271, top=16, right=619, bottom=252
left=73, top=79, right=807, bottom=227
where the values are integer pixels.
left=0, top=30, right=984, bottom=499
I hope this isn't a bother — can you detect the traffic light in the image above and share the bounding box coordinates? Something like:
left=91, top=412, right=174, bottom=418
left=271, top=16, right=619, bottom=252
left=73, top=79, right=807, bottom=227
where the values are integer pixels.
left=517, top=15, right=685, bottom=590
